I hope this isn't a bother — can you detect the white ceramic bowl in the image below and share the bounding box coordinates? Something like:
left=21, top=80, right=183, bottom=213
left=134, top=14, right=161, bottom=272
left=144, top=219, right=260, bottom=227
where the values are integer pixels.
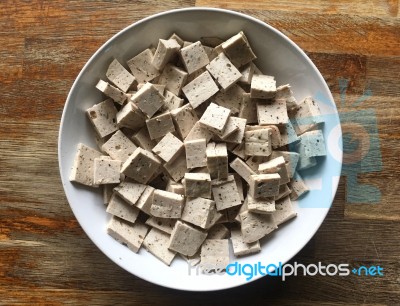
left=59, top=7, right=342, bottom=291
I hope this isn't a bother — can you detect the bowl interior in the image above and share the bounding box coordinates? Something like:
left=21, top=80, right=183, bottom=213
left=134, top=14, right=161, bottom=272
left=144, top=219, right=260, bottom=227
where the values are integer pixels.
left=59, top=8, right=342, bottom=291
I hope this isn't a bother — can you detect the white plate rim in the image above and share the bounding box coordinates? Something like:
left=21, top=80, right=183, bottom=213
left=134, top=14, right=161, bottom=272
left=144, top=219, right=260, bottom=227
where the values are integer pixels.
left=58, top=7, right=343, bottom=291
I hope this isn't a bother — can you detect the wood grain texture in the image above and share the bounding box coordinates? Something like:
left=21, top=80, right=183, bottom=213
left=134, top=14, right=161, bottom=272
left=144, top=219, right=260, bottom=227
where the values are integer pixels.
left=0, top=0, right=399, bottom=304
left=197, top=0, right=400, bottom=17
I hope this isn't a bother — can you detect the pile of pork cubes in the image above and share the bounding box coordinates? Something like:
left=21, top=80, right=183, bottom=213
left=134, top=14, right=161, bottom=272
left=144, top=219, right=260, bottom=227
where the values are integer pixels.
left=70, top=31, right=326, bottom=268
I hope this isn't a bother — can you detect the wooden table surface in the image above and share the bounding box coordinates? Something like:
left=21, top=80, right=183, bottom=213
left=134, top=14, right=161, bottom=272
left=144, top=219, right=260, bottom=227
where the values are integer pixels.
left=1, top=1, right=399, bottom=305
